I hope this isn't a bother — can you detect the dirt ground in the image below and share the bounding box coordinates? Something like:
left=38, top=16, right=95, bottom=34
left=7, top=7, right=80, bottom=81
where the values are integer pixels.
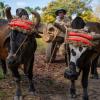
left=0, top=54, right=100, bottom=100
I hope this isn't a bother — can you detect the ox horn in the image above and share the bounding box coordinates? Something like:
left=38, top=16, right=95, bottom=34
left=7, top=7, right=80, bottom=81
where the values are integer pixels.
left=31, top=11, right=41, bottom=27
left=5, top=7, right=13, bottom=21
left=93, top=34, right=100, bottom=41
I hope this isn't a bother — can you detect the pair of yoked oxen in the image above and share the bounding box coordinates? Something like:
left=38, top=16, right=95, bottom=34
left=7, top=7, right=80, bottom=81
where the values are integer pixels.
left=0, top=7, right=100, bottom=100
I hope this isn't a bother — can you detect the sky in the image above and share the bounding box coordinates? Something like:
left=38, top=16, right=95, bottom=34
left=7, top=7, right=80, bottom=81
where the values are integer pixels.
left=0, top=0, right=100, bottom=16
left=0, top=0, right=54, bottom=14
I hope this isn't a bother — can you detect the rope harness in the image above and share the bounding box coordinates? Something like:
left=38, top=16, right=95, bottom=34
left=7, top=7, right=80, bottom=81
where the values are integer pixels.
left=14, top=35, right=28, bottom=56
left=8, top=18, right=35, bottom=57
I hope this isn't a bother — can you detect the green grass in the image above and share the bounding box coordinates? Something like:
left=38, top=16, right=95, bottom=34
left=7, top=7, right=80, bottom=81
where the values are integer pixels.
left=0, top=91, right=6, bottom=97
left=0, top=67, right=4, bottom=80
left=36, top=38, right=47, bottom=54
left=0, top=91, right=6, bottom=100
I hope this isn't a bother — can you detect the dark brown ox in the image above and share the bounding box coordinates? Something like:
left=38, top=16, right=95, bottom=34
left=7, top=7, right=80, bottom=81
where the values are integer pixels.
left=0, top=19, right=10, bottom=77
left=54, top=17, right=100, bottom=100
left=67, top=19, right=100, bottom=100
left=0, top=7, right=41, bottom=100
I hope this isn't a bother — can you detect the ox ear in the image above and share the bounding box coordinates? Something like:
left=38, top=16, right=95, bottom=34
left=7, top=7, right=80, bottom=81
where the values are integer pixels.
left=93, top=34, right=100, bottom=40
left=5, top=7, right=13, bottom=21
left=31, top=11, right=41, bottom=28
left=3, top=36, right=10, bottom=48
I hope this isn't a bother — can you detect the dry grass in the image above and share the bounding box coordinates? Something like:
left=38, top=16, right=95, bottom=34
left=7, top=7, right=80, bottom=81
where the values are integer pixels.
left=36, top=38, right=47, bottom=54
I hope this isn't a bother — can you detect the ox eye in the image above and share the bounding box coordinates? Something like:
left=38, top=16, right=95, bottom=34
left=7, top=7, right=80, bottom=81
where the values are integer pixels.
left=79, top=47, right=83, bottom=52
left=71, top=49, right=76, bottom=56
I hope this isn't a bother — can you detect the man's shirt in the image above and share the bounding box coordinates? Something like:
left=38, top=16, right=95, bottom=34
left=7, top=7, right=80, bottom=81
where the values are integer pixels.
left=55, top=16, right=71, bottom=37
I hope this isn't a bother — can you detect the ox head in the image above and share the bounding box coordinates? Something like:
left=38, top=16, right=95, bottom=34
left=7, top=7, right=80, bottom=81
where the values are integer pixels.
left=6, top=8, right=41, bottom=66
left=64, top=43, right=88, bottom=80
left=64, top=16, right=88, bottom=80
left=69, top=44, right=87, bottom=68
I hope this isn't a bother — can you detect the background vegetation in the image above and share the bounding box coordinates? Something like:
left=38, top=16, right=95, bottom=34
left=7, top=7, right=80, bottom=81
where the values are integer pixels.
left=0, top=0, right=100, bottom=79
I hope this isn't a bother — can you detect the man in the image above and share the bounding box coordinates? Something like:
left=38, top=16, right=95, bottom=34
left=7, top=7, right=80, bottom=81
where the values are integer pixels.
left=46, top=8, right=71, bottom=63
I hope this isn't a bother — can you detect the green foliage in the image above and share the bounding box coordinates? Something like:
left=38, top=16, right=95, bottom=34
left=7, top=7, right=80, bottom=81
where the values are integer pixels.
left=25, top=7, right=33, bottom=14
left=0, top=88, right=6, bottom=99
left=0, top=67, right=3, bottom=79
left=0, top=2, right=9, bottom=18
left=41, top=0, right=93, bottom=23
left=25, top=6, right=41, bottom=15
left=25, top=6, right=41, bottom=22
left=36, top=38, right=47, bottom=54
left=80, top=10, right=100, bottom=22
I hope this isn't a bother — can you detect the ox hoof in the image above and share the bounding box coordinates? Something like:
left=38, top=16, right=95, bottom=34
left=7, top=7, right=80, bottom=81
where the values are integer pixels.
left=83, top=96, right=89, bottom=100
left=90, top=74, right=99, bottom=79
left=28, top=85, right=36, bottom=95
left=70, top=94, right=77, bottom=98
left=29, top=83, right=35, bottom=92
left=14, top=96, right=23, bottom=100
left=70, top=88, right=77, bottom=98
left=28, top=91, right=36, bottom=96
left=28, top=87, right=36, bottom=95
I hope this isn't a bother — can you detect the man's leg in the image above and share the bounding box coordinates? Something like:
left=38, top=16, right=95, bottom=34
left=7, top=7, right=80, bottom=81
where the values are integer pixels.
left=46, top=37, right=64, bottom=63
left=46, top=42, right=58, bottom=63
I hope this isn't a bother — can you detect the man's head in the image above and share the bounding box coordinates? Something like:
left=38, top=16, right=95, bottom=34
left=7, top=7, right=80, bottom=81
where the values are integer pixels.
left=16, top=8, right=29, bottom=19
left=55, top=9, right=66, bottom=19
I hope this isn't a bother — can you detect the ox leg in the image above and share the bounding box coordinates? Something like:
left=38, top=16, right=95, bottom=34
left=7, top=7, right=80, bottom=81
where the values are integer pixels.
left=9, top=65, right=22, bottom=100
left=91, top=56, right=99, bottom=79
left=1, top=59, right=7, bottom=78
left=25, top=56, right=35, bottom=94
left=81, top=62, right=90, bottom=100
left=70, top=80, right=77, bottom=98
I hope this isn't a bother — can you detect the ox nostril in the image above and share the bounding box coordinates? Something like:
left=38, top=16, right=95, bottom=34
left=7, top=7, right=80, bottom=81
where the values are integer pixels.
left=70, top=62, right=76, bottom=68
left=6, top=56, right=16, bottom=65
left=64, top=62, right=79, bottom=80
left=69, top=62, right=77, bottom=73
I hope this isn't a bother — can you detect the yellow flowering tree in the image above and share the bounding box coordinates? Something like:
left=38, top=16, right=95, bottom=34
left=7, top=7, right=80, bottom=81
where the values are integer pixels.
left=80, top=11, right=100, bottom=22
left=41, top=0, right=93, bottom=23
left=42, top=14, right=55, bottom=23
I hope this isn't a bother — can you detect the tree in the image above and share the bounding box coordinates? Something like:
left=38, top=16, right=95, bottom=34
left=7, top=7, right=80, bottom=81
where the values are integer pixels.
left=0, top=2, right=8, bottom=18
left=80, top=1, right=100, bottom=22
left=25, top=6, right=41, bottom=22
left=25, top=6, right=41, bottom=14
left=94, top=3, right=100, bottom=18
left=41, top=0, right=93, bottom=23
left=80, top=10, right=100, bottom=22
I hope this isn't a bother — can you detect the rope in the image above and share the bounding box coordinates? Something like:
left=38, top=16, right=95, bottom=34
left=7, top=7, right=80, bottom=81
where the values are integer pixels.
left=45, top=23, right=63, bottom=66
left=49, top=42, right=58, bottom=64
left=46, top=42, right=58, bottom=68
left=64, top=25, right=70, bottom=67
left=14, top=35, right=28, bottom=56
